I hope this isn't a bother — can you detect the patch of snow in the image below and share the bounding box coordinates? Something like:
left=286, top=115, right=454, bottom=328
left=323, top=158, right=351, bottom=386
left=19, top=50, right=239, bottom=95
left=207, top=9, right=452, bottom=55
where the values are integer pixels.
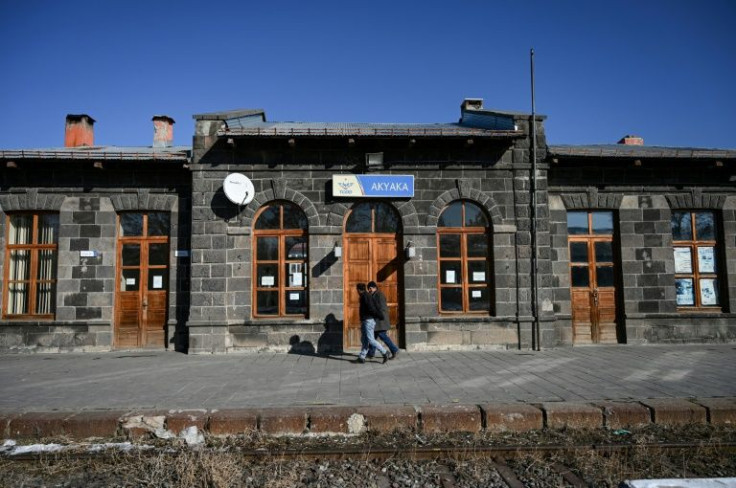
left=9, top=443, right=65, bottom=455
left=180, top=426, right=205, bottom=446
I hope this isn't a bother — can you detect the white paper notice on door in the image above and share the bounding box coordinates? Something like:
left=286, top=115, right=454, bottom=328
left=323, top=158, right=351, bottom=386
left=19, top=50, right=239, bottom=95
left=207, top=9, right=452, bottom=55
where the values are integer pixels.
left=290, top=272, right=303, bottom=287
left=289, top=292, right=300, bottom=301
left=126, top=278, right=136, bottom=285
left=153, top=275, right=163, bottom=289
left=446, top=270, right=456, bottom=284
left=261, top=276, right=275, bottom=286
left=471, top=290, right=482, bottom=298
left=472, top=272, right=486, bottom=282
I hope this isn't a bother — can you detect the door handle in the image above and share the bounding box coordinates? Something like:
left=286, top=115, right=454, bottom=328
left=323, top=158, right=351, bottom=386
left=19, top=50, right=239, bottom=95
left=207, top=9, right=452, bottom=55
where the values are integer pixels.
left=592, top=288, right=599, bottom=306
left=142, top=300, right=148, bottom=308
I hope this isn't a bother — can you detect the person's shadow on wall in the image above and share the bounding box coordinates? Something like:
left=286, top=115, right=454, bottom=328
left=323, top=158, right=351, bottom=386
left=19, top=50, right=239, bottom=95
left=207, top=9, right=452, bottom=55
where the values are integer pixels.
left=288, top=314, right=354, bottom=361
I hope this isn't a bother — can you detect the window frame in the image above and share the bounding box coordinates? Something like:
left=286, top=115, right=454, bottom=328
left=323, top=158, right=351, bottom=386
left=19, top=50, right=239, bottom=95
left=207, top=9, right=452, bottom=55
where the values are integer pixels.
left=436, top=200, right=492, bottom=315
left=252, top=201, right=308, bottom=318
left=672, top=210, right=722, bottom=311
left=3, top=212, right=59, bottom=319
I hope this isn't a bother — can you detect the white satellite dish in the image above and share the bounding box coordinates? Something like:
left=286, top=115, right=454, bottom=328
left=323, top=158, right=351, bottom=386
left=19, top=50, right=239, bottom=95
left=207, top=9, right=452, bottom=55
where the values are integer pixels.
left=223, top=173, right=255, bottom=205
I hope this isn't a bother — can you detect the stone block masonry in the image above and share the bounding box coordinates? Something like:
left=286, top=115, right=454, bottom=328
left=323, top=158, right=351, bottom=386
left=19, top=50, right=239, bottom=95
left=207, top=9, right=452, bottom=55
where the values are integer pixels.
left=3, top=398, right=733, bottom=440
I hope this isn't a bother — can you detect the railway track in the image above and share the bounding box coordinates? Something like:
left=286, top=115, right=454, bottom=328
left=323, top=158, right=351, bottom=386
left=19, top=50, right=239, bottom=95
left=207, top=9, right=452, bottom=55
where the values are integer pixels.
left=3, top=439, right=735, bottom=487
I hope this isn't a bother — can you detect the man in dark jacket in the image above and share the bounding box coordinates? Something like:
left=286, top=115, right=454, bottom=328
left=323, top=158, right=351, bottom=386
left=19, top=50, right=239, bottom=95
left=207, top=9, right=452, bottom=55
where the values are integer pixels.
left=357, top=283, right=389, bottom=364
left=367, top=281, right=399, bottom=359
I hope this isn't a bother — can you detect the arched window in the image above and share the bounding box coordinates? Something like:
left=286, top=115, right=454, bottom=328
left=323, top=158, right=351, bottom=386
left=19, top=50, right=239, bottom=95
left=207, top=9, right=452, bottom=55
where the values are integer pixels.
left=253, top=201, right=308, bottom=317
left=437, top=200, right=491, bottom=313
left=345, top=202, right=401, bottom=234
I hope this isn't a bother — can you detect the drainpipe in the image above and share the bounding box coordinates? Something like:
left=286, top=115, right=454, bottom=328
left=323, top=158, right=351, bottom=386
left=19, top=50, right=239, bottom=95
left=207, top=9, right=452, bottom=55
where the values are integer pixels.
left=530, top=48, right=541, bottom=351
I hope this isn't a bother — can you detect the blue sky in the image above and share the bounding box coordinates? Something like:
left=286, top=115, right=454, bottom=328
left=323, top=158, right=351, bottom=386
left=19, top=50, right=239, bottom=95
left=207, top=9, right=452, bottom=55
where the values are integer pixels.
left=1, top=1, right=734, bottom=149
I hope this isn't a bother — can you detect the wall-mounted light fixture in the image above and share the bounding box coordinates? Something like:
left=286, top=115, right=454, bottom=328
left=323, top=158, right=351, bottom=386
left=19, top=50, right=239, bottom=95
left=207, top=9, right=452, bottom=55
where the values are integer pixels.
left=405, top=241, right=416, bottom=259
left=333, top=241, right=342, bottom=258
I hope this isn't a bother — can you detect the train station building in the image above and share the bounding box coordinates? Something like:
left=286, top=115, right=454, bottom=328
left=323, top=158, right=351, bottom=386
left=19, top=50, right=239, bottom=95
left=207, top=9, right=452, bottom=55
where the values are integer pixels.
left=0, top=100, right=734, bottom=353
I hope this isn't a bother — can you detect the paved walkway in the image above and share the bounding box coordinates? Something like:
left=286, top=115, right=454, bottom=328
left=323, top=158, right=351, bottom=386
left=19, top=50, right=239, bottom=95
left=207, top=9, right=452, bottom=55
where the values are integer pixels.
left=1, top=344, right=734, bottom=413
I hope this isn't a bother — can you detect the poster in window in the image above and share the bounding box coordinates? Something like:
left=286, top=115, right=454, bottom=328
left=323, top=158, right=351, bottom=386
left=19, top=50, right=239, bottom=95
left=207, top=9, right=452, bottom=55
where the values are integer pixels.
left=153, top=275, right=163, bottom=289
left=673, top=247, right=692, bottom=273
left=700, top=279, right=718, bottom=306
left=446, top=270, right=456, bottom=284
left=472, top=272, right=486, bottom=283
left=261, top=276, right=275, bottom=287
left=698, top=247, right=716, bottom=273
left=675, top=278, right=695, bottom=306
left=288, top=263, right=303, bottom=287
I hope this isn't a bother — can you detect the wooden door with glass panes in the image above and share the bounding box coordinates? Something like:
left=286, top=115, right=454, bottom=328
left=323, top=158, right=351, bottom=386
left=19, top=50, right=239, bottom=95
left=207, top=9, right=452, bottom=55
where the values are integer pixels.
left=114, top=213, right=170, bottom=348
left=343, top=202, right=403, bottom=349
left=567, top=211, right=619, bottom=344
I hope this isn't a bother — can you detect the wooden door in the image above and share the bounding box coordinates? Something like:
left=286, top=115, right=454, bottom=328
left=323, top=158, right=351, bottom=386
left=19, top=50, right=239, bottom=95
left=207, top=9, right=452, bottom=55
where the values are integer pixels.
left=569, top=237, right=618, bottom=344
left=115, top=213, right=169, bottom=349
left=343, top=202, right=403, bottom=350
left=344, top=234, right=402, bottom=349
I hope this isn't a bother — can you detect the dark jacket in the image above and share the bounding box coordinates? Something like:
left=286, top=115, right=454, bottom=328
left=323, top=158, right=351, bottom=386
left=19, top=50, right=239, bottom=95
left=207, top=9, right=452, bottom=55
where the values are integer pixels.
left=373, top=290, right=390, bottom=331
left=359, top=291, right=384, bottom=321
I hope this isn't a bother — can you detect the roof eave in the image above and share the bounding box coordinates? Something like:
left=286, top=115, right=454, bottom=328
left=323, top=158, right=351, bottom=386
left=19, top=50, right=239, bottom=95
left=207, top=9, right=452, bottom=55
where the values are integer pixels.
left=217, top=127, right=525, bottom=138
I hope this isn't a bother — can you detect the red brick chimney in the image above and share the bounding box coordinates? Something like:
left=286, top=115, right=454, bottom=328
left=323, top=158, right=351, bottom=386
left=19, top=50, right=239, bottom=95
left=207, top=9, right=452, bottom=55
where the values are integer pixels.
left=152, top=115, right=175, bottom=148
left=64, top=114, right=95, bottom=147
left=618, top=134, right=644, bottom=145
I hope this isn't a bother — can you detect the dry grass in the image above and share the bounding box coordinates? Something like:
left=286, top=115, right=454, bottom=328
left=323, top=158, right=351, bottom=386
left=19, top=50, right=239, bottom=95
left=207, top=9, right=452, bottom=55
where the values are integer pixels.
left=2, top=425, right=735, bottom=487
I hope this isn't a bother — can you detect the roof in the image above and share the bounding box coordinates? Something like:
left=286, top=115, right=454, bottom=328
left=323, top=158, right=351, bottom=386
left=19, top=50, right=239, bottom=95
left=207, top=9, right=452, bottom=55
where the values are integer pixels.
left=193, top=109, right=265, bottom=121
left=0, top=146, right=190, bottom=161
left=218, top=121, right=523, bottom=138
left=548, top=144, right=736, bottom=160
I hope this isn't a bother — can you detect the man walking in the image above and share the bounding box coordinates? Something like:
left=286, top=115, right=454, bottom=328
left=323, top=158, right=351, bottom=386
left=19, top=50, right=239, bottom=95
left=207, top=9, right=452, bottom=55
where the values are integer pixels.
left=357, top=283, right=389, bottom=364
left=367, top=281, right=399, bottom=359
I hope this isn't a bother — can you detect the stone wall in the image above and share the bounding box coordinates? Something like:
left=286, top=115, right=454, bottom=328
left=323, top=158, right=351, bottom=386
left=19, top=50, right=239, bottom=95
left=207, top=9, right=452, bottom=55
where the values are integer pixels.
left=0, top=161, right=190, bottom=352
left=549, top=159, right=736, bottom=345
left=189, top=115, right=548, bottom=353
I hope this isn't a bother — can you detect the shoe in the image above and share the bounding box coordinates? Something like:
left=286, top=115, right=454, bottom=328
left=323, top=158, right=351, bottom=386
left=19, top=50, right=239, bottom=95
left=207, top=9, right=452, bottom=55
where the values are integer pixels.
left=390, top=350, right=399, bottom=360
left=357, top=357, right=365, bottom=364
left=382, top=353, right=389, bottom=364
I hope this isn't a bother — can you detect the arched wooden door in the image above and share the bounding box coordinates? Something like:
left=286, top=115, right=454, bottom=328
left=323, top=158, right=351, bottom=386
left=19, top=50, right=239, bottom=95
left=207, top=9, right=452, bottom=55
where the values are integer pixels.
left=343, top=202, right=403, bottom=349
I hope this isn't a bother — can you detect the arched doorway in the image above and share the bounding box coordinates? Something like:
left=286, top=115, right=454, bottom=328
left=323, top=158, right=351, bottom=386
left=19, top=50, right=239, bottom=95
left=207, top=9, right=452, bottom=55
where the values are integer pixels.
left=343, top=202, right=403, bottom=349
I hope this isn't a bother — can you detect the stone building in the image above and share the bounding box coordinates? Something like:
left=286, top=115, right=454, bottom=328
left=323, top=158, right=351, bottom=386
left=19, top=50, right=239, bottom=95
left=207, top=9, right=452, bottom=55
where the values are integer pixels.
left=0, top=100, right=734, bottom=353
left=0, top=115, right=191, bottom=352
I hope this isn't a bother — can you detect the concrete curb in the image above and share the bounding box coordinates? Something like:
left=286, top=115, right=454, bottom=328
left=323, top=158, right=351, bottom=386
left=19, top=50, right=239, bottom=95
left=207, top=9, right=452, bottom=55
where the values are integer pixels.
left=1, top=397, right=734, bottom=441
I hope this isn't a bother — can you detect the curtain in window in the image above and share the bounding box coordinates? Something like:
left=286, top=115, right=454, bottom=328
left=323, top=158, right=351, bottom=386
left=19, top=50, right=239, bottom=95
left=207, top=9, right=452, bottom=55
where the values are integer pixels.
left=8, top=216, right=32, bottom=314
left=36, top=215, right=58, bottom=314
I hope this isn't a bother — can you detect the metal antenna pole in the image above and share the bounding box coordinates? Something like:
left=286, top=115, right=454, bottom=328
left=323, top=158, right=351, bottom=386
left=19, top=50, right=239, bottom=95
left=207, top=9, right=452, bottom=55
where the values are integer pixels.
left=530, top=48, right=540, bottom=351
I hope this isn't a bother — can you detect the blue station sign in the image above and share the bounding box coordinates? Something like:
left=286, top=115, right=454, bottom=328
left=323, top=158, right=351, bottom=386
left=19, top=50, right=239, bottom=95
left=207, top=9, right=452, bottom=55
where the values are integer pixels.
left=332, top=174, right=414, bottom=198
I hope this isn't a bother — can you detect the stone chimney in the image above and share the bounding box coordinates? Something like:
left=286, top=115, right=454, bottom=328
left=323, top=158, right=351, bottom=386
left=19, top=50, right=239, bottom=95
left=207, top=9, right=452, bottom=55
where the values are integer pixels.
left=64, top=114, right=95, bottom=147
left=152, top=115, right=175, bottom=148
left=618, top=134, right=644, bottom=146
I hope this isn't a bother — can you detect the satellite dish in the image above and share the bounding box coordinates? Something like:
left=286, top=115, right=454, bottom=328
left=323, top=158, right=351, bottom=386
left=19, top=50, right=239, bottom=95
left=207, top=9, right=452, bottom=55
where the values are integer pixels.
left=223, top=173, right=255, bottom=205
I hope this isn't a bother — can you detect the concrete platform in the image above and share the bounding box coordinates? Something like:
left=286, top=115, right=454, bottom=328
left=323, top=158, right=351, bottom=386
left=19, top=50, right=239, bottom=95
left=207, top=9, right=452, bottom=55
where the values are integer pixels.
left=1, top=344, right=735, bottom=439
